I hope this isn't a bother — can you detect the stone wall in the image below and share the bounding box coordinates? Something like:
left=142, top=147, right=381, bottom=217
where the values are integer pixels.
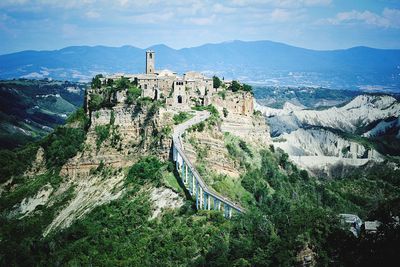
left=212, top=91, right=254, bottom=116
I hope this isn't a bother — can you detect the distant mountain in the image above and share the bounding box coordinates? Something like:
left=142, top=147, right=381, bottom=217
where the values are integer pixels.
left=1, top=40, right=399, bottom=90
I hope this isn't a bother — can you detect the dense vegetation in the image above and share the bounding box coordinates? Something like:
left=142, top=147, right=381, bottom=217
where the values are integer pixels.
left=2, top=140, right=399, bottom=266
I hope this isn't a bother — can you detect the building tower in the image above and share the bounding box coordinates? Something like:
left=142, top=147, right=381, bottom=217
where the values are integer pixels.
left=146, top=50, right=155, bottom=74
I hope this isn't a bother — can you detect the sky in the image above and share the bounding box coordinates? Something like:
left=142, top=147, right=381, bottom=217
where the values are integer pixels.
left=0, top=0, right=399, bottom=54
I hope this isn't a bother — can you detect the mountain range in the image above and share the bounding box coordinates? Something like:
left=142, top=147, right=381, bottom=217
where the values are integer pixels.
left=1, top=40, right=399, bottom=90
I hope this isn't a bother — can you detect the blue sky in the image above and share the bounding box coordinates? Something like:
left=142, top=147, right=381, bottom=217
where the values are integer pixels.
left=0, top=0, right=399, bottom=54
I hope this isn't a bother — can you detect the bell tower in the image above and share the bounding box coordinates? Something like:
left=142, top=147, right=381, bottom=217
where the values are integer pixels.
left=146, top=50, right=155, bottom=74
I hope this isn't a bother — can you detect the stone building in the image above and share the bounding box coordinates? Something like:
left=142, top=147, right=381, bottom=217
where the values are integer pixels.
left=102, top=50, right=214, bottom=110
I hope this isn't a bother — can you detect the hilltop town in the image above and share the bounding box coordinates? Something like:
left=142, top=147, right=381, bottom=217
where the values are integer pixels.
left=87, top=50, right=254, bottom=114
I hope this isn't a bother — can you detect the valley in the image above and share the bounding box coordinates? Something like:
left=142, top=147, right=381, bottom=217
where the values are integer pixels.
left=0, top=79, right=86, bottom=149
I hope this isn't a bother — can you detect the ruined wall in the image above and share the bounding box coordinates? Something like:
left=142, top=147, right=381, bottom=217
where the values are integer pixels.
left=212, top=91, right=254, bottom=116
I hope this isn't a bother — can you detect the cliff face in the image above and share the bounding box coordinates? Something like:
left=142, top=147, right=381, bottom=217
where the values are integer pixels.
left=182, top=92, right=271, bottom=203
left=46, top=102, right=179, bottom=234
left=5, top=99, right=186, bottom=235
left=5, top=87, right=270, bottom=235
left=61, top=104, right=172, bottom=178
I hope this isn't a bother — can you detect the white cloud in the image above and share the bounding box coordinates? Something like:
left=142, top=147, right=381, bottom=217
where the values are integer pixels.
left=212, top=3, right=236, bottom=14
left=270, top=8, right=292, bottom=22
left=230, top=0, right=331, bottom=8
left=127, top=11, right=174, bottom=24
left=324, top=8, right=400, bottom=29
left=85, top=10, right=100, bottom=19
left=184, top=15, right=216, bottom=26
left=62, top=23, right=78, bottom=38
left=382, top=8, right=400, bottom=28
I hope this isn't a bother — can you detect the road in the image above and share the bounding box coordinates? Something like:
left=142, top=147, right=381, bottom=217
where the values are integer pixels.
left=172, top=110, right=245, bottom=213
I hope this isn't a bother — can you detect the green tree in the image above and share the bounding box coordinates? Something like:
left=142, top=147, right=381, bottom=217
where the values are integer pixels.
left=116, top=77, right=131, bottom=91
left=230, top=80, right=241, bottom=92
left=242, top=84, right=252, bottom=93
left=126, top=86, right=142, bottom=104
left=91, top=74, right=103, bottom=89
left=213, top=76, right=222, bottom=89
left=88, top=93, right=104, bottom=111
left=106, top=78, right=114, bottom=87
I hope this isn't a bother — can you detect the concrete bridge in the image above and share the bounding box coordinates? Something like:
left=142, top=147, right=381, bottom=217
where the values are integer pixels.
left=172, top=111, right=244, bottom=218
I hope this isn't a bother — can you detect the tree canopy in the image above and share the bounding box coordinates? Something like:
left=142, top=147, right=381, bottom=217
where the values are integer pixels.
left=213, top=76, right=222, bottom=89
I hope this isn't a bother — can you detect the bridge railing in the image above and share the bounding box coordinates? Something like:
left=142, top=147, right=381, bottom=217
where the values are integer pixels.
left=172, top=134, right=244, bottom=218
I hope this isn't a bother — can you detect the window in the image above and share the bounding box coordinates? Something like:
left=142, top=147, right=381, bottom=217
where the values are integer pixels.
left=177, top=95, right=183, bottom=104
left=144, top=84, right=147, bottom=89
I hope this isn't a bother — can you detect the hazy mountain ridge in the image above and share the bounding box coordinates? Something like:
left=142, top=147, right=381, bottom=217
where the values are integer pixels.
left=1, top=40, right=399, bottom=90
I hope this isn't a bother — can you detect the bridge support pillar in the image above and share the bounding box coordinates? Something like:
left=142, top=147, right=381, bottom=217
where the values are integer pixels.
left=181, top=160, right=185, bottom=183
left=203, top=191, right=207, bottom=210
left=192, top=173, right=195, bottom=196
left=196, top=181, right=199, bottom=210
left=188, top=171, right=192, bottom=195
left=199, top=187, right=203, bottom=210
left=184, top=164, right=188, bottom=184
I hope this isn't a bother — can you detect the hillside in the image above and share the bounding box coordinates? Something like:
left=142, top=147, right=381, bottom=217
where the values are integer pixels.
left=0, top=77, right=399, bottom=266
left=1, top=40, right=399, bottom=90
left=255, top=94, right=400, bottom=176
left=0, top=79, right=86, bottom=149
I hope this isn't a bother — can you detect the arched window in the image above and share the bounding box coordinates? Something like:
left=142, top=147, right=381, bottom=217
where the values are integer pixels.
left=177, top=95, right=183, bottom=104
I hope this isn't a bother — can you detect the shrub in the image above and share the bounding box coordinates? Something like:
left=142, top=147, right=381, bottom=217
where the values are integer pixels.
left=126, top=86, right=142, bottom=104
left=126, top=156, right=164, bottom=186
left=229, top=80, right=241, bottom=92
left=91, top=74, right=103, bottom=89
left=239, top=140, right=253, bottom=158
left=218, top=90, right=226, bottom=100
left=66, top=108, right=89, bottom=128
left=88, top=93, right=104, bottom=111
left=115, top=77, right=131, bottom=91
left=242, top=84, right=252, bottom=93
left=95, top=125, right=110, bottom=149
left=173, top=112, right=192, bottom=125
left=223, top=108, right=229, bottom=118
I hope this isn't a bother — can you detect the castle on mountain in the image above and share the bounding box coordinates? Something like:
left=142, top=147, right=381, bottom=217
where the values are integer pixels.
left=102, top=50, right=216, bottom=108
